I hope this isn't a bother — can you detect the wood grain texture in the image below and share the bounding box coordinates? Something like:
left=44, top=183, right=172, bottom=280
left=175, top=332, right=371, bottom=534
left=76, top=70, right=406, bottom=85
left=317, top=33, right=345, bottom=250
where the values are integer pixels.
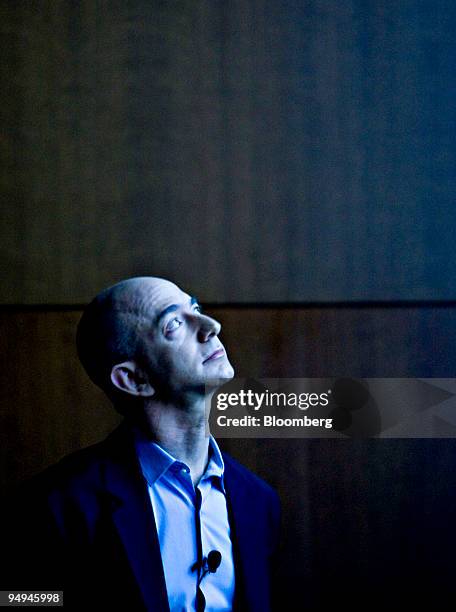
left=2, top=1, right=456, bottom=303
left=2, top=306, right=456, bottom=607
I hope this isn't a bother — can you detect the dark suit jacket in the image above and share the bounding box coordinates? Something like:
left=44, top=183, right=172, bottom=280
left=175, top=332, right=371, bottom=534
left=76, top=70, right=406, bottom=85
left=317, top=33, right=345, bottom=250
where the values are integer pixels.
left=2, top=423, right=281, bottom=611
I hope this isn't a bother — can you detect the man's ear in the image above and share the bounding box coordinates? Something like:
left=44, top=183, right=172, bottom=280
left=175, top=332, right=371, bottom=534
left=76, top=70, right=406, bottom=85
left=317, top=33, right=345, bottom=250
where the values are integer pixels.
left=110, top=361, right=155, bottom=397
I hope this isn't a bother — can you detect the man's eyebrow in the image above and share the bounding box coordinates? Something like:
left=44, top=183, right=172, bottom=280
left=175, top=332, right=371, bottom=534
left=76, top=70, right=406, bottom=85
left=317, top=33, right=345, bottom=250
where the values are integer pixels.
left=155, top=296, right=200, bottom=326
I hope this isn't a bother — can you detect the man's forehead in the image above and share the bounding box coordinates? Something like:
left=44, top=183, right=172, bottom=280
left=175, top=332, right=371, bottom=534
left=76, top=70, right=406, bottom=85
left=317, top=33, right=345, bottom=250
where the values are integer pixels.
left=129, top=279, right=191, bottom=314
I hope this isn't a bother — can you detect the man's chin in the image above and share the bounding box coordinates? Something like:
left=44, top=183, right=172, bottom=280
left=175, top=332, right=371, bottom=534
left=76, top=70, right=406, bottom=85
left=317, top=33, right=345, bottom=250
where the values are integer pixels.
left=204, top=364, right=235, bottom=389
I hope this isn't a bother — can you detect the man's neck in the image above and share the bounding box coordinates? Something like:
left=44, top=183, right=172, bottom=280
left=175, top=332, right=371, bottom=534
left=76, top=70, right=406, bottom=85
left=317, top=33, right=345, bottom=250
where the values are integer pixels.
left=139, top=396, right=211, bottom=486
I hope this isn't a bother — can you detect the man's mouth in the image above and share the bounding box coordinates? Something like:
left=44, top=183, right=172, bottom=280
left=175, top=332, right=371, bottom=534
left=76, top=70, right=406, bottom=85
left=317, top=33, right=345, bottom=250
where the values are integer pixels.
left=203, top=348, right=225, bottom=364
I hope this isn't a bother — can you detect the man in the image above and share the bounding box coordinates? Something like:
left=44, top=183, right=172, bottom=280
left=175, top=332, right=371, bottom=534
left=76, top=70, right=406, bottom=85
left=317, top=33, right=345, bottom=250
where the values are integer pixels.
left=3, top=277, right=281, bottom=611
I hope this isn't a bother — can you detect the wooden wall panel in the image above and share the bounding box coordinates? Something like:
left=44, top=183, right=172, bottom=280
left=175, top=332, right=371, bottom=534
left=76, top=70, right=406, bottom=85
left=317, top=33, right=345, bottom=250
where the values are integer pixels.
left=2, top=306, right=456, bottom=607
left=2, top=1, right=456, bottom=304
left=0, top=310, right=120, bottom=491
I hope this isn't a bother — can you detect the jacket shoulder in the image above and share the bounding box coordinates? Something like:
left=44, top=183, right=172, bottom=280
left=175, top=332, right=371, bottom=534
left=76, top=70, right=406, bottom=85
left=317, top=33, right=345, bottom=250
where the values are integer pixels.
left=19, top=423, right=133, bottom=495
left=22, top=438, right=108, bottom=497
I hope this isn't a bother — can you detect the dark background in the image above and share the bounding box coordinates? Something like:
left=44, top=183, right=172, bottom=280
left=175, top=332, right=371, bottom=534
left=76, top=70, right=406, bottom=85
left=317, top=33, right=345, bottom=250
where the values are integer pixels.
left=2, top=1, right=456, bottom=609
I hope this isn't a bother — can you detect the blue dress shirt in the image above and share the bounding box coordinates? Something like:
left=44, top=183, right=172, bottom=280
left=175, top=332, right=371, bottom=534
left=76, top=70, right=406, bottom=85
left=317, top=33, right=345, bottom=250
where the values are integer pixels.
left=134, top=429, right=235, bottom=612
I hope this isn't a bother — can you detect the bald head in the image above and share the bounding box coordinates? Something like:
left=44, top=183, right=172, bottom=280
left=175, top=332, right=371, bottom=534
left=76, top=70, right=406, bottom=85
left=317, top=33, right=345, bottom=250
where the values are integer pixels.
left=76, top=277, right=177, bottom=397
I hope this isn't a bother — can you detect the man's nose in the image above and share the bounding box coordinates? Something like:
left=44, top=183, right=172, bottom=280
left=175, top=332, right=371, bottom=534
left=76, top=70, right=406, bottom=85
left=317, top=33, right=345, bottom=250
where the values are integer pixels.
left=197, top=315, right=221, bottom=342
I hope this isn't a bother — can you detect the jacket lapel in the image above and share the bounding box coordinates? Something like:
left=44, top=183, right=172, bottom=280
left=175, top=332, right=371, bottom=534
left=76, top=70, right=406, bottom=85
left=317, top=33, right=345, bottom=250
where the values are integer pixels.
left=223, top=456, right=270, bottom=612
left=102, top=425, right=170, bottom=612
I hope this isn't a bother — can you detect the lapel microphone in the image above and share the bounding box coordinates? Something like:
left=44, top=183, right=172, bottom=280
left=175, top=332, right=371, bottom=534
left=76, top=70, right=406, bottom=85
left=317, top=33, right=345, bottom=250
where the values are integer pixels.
left=195, top=550, right=222, bottom=584
left=195, top=550, right=222, bottom=612
left=206, top=550, right=222, bottom=574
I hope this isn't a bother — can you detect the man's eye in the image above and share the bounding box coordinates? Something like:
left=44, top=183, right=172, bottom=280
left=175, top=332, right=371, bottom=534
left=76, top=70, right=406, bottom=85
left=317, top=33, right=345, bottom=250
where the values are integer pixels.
left=166, top=317, right=182, bottom=333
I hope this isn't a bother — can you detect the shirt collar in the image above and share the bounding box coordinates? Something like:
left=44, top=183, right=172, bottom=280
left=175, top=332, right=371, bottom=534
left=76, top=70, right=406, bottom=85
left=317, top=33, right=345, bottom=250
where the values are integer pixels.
left=133, top=427, right=225, bottom=491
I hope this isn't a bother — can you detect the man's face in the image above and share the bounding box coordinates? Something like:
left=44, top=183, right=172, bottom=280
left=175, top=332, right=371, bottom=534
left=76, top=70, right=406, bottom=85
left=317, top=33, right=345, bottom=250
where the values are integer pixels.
left=132, top=279, right=235, bottom=397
